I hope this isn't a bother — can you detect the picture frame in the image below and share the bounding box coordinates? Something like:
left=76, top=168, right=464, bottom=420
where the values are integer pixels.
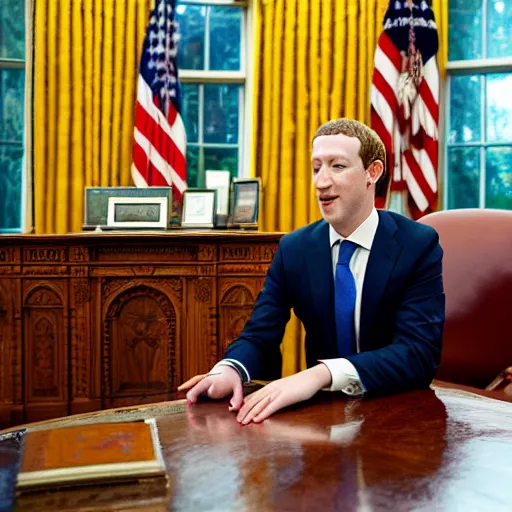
left=230, top=178, right=261, bottom=229
left=205, top=170, right=231, bottom=216
left=181, top=189, right=217, bottom=228
left=106, top=197, right=168, bottom=229
left=83, top=187, right=172, bottom=230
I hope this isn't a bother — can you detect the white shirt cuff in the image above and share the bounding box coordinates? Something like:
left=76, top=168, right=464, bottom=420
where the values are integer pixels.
left=318, top=358, right=365, bottom=396
left=214, top=359, right=251, bottom=383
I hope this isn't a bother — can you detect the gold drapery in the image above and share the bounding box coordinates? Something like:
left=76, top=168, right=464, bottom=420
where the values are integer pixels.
left=34, top=0, right=152, bottom=234
left=251, top=0, right=448, bottom=376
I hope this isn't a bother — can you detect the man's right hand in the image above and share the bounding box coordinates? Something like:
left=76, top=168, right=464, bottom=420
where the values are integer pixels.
left=177, top=365, right=244, bottom=412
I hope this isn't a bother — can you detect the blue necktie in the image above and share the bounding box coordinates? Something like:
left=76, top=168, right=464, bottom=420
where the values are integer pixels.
left=335, top=240, right=358, bottom=358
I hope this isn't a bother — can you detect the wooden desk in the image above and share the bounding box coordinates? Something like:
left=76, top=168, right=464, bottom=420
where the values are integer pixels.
left=8, top=383, right=512, bottom=511
left=0, top=232, right=281, bottom=426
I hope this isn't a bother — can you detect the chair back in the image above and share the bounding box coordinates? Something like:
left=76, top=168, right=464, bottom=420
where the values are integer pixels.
left=419, top=209, right=512, bottom=388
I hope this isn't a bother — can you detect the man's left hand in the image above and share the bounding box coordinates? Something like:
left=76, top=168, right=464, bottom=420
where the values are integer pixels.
left=236, top=364, right=332, bottom=424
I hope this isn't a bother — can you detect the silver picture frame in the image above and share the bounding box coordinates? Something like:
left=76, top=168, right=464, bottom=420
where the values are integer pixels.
left=106, top=197, right=168, bottom=229
left=181, top=189, right=217, bottom=229
left=230, top=178, right=261, bottom=229
left=205, top=170, right=231, bottom=216
left=83, top=186, right=172, bottom=230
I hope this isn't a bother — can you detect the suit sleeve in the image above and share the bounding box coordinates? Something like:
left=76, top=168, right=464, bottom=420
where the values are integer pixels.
left=346, top=232, right=445, bottom=394
left=224, top=242, right=292, bottom=380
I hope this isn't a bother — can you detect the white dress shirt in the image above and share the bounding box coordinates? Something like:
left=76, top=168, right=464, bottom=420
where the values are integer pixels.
left=319, top=207, right=379, bottom=395
left=217, top=208, right=380, bottom=397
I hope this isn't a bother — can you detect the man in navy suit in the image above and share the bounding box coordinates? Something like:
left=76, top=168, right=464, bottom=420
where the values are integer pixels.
left=179, top=118, right=445, bottom=424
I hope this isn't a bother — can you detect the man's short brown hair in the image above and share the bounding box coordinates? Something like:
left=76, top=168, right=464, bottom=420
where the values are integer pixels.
left=313, top=118, right=386, bottom=172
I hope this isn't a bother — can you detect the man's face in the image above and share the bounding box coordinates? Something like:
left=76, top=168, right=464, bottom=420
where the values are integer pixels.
left=312, top=133, right=371, bottom=232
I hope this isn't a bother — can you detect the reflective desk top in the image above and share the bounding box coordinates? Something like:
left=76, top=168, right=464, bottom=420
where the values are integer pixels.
left=8, top=383, right=512, bottom=511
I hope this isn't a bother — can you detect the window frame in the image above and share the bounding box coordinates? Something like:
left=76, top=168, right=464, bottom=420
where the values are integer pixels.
left=178, top=0, right=252, bottom=186
left=0, top=0, right=33, bottom=233
left=444, top=0, right=512, bottom=210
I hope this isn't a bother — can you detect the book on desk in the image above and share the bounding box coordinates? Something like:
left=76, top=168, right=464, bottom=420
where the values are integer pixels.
left=15, top=418, right=166, bottom=492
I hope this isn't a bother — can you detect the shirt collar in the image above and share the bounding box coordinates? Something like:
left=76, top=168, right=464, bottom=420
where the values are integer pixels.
left=329, top=208, right=379, bottom=251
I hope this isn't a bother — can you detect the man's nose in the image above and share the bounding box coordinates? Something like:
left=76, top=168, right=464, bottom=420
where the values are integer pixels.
left=314, top=167, right=332, bottom=189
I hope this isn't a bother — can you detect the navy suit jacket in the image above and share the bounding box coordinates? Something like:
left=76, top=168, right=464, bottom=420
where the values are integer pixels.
left=225, top=210, right=445, bottom=394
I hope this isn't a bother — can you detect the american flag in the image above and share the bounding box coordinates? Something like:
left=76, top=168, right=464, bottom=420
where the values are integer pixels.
left=131, top=0, right=187, bottom=198
left=371, top=0, right=439, bottom=219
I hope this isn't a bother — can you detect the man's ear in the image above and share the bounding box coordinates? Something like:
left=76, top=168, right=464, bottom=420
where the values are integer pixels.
left=366, top=160, right=384, bottom=186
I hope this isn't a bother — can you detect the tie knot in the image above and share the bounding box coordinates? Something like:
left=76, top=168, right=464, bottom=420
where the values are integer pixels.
left=337, top=240, right=358, bottom=266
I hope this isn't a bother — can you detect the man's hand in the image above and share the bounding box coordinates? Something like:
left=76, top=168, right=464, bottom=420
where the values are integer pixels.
left=177, top=365, right=244, bottom=411
left=236, top=364, right=332, bottom=425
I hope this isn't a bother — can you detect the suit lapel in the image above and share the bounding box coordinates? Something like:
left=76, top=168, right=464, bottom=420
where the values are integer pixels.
left=307, top=221, right=338, bottom=357
left=360, top=211, right=402, bottom=350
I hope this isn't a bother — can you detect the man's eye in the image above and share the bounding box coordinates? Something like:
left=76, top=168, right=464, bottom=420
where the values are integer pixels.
left=313, top=167, right=320, bottom=174
left=333, top=164, right=346, bottom=170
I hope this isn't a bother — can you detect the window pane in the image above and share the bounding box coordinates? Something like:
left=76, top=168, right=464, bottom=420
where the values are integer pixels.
left=186, top=144, right=200, bottom=188
left=447, top=147, right=480, bottom=209
left=176, top=4, right=205, bottom=70
left=209, top=6, right=241, bottom=71
left=448, top=0, right=483, bottom=60
left=449, top=75, right=481, bottom=144
left=0, top=144, right=23, bottom=231
left=181, top=83, right=199, bottom=143
left=486, top=147, right=512, bottom=209
left=0, top=2, right=25, bottom=59
left=204, top=84, right=240, bottom=144
left=204, top=147, right=238, bottom=180
left=487, top=0, right=512, bottom=58
left=487, top=73, right=512, bottom=143
left=0, top=68, right=25, bottom=142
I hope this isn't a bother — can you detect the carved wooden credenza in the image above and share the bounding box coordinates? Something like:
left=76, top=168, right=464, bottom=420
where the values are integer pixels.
left=0, top=231, right=282, bottom=427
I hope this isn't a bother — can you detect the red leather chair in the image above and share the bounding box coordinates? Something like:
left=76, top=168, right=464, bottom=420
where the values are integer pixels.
left=419, top=209, right=512, bottom=396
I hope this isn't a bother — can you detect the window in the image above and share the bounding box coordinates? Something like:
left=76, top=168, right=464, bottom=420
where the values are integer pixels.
left=446, top=0, right=512, bottom=210
left=0, top=2, right=26, bottom=232
left=176, top=0, right=247, bottom=188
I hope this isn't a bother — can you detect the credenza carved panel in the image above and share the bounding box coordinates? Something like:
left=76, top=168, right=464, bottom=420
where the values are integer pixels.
left=220, top=244, right=276, bottom=262
left=218, top=263, right=271, bottom=275
left=0, top=247, right=19, bottom=273
left=23, top=247, right=68, bottom=263
left=0, top=281, right=15, bottom=407
left=0, top=232, right=281, bottom=426
left=70, top=246, right=90, bottom=263
left=104, top=284, right=178, bottom=397
left=183, top=277, right=216, bottom=377
left=91, top=265, right=215, bottom=277
left=70, top=271, right=91, bottom=400
left=95, top=245, right=201, bottom=262
left=218, top=279, right=265, bottom=351
left=23, top=284, right=68, bottom=403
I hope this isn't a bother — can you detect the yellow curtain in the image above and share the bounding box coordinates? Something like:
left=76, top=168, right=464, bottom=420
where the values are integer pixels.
left=34, top=0, right=152, bottom=234
left=252, top=0, right=448, bottom=376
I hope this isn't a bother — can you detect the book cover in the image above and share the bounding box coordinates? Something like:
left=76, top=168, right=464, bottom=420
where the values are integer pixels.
left=16, top=418, right=166, bottom=491
left=16, top=478, right=170, bottom=512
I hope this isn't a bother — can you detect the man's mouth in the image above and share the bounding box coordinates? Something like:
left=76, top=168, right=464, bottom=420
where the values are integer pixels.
left=319, top=195, right=338, bottom=206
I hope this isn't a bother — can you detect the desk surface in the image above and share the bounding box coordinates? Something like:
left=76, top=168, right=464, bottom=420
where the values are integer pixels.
left=10, top=384, right=512, bottom=511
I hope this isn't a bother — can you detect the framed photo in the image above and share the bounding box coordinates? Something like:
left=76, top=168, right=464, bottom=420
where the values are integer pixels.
left=181, top=189, right=216, bottom=228
left=106, top=197, right=168, bottom=229
left=83, top=187, right=172, bottom=230
left=205, top=170, right=231, bottom=216
left=230, top=178, right=261, bottom=229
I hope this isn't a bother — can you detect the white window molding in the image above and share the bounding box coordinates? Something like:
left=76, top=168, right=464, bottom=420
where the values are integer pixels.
left=447, top=58, right=512, bottom=75
left=23, top=0, right=34, bottom=233
left=444, top=1, right=512, bottom=211
left=180, top=0, right=247, bottom=6
left=180, top=70, right=245, bottom=83
left=178, top=0, right=250, bottom=184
